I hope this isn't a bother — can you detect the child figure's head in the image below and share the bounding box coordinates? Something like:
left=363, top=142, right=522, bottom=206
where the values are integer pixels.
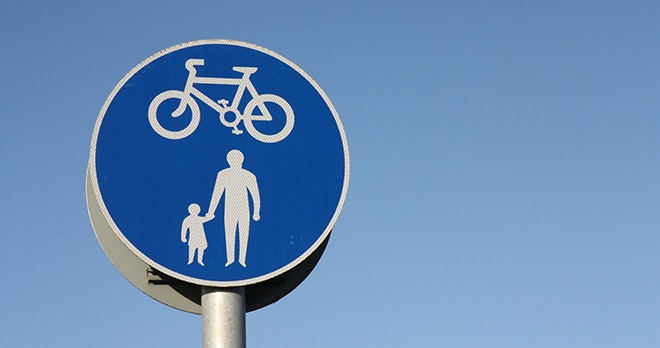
left=188, top=203, right=201, bottom=215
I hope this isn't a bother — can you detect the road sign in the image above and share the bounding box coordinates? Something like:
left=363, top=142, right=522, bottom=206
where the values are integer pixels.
left=88, top=40, right=349, bottom=287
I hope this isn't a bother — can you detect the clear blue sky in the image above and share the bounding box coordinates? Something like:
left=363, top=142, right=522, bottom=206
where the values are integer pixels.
left=1, top=1, right=659, bottom=347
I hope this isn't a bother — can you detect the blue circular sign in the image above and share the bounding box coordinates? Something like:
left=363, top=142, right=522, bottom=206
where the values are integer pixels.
left=89, top=40, right=349, bottom=287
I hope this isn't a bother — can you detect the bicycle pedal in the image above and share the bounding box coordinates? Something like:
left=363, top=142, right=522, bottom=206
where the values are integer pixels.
left=232, top=129, right=244, bottom=135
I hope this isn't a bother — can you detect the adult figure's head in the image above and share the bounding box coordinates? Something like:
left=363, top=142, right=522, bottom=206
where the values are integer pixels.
left=227, top=149, right=244, bottom=168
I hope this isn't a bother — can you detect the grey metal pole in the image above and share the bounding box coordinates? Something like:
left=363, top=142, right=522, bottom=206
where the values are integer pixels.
left=201, top=286, right=246, bottom=348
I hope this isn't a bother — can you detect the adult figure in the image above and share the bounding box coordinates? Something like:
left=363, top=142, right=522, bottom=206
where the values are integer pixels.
left=206, top=149, right=261, bottom=267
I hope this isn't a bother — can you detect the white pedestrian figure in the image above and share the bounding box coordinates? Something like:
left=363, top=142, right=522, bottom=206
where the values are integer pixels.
left=206, top=149, right=261, bottom=267
left=181, top=203, right=213, bottom=266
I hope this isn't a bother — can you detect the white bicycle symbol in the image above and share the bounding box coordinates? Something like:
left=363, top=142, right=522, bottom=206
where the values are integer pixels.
left=148, top=58, right=294, bottom=143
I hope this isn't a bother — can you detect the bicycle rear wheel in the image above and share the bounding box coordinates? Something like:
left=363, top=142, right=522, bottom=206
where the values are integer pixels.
left=148, top=90, right=200, bottom=140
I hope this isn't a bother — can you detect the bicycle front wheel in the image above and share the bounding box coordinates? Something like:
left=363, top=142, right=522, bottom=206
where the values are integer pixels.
left=243, top=94, right=295, bottom=143
left=148, top=90, right=200, bottom=140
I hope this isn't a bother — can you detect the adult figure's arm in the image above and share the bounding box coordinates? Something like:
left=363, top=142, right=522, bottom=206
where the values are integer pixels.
left=207, top=171, right=226, bottom=218
left=248, top=172, right=261, bottom=220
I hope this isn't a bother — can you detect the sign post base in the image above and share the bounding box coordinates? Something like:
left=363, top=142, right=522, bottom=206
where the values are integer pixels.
left=202, top=286, right=246, bottom=348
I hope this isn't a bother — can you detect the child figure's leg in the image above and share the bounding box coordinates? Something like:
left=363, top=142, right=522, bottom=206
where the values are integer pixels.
left=197, top=247, right=205, bottom=266
left=188, top=246, right=195, bottom=265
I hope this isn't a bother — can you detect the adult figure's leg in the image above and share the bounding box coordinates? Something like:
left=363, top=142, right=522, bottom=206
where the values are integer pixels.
left=238, top=213, right=250, bottom=267
left=224, top=216, right=238, bottom=266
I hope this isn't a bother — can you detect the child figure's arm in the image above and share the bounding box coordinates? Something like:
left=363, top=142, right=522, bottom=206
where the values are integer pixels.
left=181, top=218, right=189, bottom=242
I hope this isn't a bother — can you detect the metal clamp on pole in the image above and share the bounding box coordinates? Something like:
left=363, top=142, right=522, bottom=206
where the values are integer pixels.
left=201, top=287, right=246, bottom=348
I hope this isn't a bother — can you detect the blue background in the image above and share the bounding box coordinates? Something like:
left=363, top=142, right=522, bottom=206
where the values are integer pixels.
left=94, top=43, right=347, bottom=283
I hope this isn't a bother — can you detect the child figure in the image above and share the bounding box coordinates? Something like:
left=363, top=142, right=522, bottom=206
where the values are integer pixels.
left=181, top=203, right=213, bottom=266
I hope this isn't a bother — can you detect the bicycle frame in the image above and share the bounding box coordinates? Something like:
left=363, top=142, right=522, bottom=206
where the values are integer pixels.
left=149, top=58, right=295, bottom=142
left=172, top=59, right=271, bottom=122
